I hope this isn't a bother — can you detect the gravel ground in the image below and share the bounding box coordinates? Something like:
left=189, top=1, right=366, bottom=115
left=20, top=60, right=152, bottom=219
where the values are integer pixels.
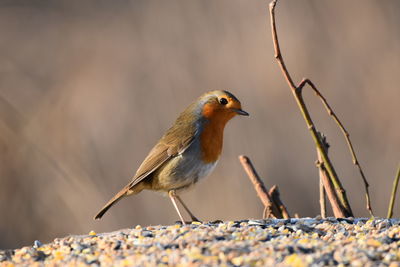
left=1, top=218, right=400, bottom=267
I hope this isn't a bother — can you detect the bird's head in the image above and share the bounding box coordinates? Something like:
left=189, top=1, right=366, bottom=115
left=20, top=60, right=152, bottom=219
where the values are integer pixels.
left=199, top=90, right=249, bottom=123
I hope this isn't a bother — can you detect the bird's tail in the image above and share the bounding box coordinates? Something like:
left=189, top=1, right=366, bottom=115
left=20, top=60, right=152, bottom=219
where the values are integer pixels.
left=94, top=185, right=130, bottom=220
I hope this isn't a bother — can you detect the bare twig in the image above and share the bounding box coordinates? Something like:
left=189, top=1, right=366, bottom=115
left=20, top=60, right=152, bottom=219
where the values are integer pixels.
left=268, top=0, right=368, bottom=217
left=316, top=133, right=350, bottom=217
left=387, top=164, right=400, bottom=218
left=239, top=155, right=281, bottom=218
left=316, top=160, right=350, bottom=218
left=317, top=133, right=329, bottom=218
left=298, top=78, right=373, bottom=216
left=319, top=177, right=326, bottom=218
left=269, top=185, right=290, bottom=219
left=263, top=206, right=268, bottom=219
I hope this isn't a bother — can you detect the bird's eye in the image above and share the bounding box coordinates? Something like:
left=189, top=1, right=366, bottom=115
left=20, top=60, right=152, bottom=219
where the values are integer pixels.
left=219, top=98, right=228, bottom=105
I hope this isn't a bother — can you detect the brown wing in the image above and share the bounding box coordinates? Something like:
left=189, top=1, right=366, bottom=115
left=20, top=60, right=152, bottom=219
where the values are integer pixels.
left=126, top=142, right=172, bottom=188
left=94, top=102, right=200, bottom=220
left=127, top=109, right=198, bottom=189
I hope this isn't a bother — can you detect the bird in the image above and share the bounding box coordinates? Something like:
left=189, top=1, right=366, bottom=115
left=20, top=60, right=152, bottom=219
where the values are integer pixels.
left=94, top=90, right=248, bottom=224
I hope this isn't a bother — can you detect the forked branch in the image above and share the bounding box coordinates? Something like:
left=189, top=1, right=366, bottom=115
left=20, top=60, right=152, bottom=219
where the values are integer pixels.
left=269, top=185, right=290, bottom=219
left=239, top=155, right=284, bottom=218
left=298, top=78, right=372, bottom=214
left=269, top=0, right=373, bottom=216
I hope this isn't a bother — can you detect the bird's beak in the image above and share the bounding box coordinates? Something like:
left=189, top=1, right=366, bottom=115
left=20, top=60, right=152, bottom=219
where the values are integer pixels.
left=232, top=108, right=249, bottom=116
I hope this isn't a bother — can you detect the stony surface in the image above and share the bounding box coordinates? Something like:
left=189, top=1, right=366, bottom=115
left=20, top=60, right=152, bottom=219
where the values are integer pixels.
left=1, top=218, right=400, bottom=266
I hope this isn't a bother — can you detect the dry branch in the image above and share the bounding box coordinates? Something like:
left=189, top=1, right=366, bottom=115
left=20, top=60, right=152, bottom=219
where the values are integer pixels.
left=298, top=78, right=373, bottom=215
left=319, top=177, right=326, bottom=218
left=317, top=133, right=329, bottom=218
left=269, top=0, right=373, bottom=217
left=239, top=155, right=282, bottom=218
left=387, top=164, right=400, bottom=218
left=269, top=185, right=290, bottom=219
left=263, top=207, right=268, bottom=219
left=316, top=133, right=351, bottom=217
left=269, top=0, right=351, bottom=216
left=316, top=159, right=351, bottom=218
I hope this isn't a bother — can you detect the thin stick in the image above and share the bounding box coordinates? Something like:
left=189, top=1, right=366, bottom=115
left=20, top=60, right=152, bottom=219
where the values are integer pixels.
left=316, top=160, right=350, bottom=218
left=298, top=78, right=373, bottom=216
left=387, top=164, right=400, bottom=218
left=316, top=133, right=350, bottom=217
left=318, top=133, right=328, bottom=218
left=239, top=155, right=281, bottom=218
left=269, top=185, right=290, bottom=219
left=319, top=172, right=327, bottom=218
left=269, top=0, right=354, bottom=216
left=263, top=206, right=268, bottom=219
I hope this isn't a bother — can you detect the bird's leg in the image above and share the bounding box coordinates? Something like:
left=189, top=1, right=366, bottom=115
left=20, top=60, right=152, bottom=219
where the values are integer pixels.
left=168, top=190, right=186, bottom=225
left=176, top=195, right=200, bottom=222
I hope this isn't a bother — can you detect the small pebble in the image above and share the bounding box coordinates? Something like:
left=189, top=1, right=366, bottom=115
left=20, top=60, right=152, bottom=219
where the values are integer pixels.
left=33, top=240, right=43, bottom=249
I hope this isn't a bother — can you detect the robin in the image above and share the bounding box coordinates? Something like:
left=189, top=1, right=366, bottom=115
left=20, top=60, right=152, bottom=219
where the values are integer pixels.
left=94, top=90, right=248, bottom=224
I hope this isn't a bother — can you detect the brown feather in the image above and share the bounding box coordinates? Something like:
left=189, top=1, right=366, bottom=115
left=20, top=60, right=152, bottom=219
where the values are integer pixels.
left=94, top=102, right=198, bottom=219
left=127, top=104, right=198, bottom=189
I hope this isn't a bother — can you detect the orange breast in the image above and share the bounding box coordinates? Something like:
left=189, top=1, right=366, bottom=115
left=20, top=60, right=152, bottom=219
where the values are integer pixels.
left=200, top=102, right=235, bottom=163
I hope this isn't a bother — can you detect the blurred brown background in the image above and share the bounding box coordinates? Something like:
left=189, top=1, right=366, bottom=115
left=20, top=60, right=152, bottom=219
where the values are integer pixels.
left=0, top=0, right=399, bottom=249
